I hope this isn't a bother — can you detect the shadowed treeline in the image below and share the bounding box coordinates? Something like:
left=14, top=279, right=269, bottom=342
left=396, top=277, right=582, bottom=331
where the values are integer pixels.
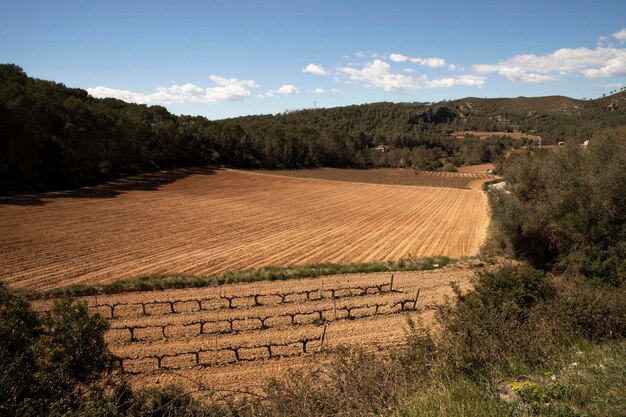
left=4, top=64, right=625, bottom=197
left=0, top=167, right=215, bottom=206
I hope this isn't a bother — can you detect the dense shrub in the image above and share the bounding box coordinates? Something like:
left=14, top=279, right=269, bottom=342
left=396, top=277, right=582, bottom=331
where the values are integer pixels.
left=488, top=127, right=626, bottom=285
left=0, top=284, right=41, bottom=415
left=550, top=278, right=626, bottom=340
left=78, top=381, right=230, bottom=417
left=436, top=265, right=559, bottom=376
left=468, top=264, right=556, bottom=309
left=441, top=162, right=458, bottom=172
left=436, top=264, right=626, bottom=381
left=0, top=283, right=111, bottom=416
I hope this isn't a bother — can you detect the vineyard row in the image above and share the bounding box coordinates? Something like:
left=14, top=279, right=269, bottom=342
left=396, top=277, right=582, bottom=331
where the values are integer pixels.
left=110, top=290, right=422, bottom=343
left=93, top=277, right=396, bottom=319
left=117, top=327, right=328, bottom=373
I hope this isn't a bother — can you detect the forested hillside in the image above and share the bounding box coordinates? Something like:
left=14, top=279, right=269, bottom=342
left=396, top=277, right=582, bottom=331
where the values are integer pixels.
left=443, top=94, right=626, bottom=141
left=2, top=64, right=625, bottom=194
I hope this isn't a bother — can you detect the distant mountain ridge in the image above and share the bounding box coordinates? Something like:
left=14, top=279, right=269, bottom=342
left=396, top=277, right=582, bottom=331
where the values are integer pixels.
left=229, top=91, right=626, bottom=143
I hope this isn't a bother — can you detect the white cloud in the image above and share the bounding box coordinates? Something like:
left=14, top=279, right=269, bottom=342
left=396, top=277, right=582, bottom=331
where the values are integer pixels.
left=612, top=28, right=626, bottom=42
left=337, top=60, right=484, bottom=92
left=208, top=75, right=258, bottom=88
left=413, top=57, right=446, bottom=68
left=422, top=75, right=486, bottom=88
left=337, top=59, right=418, bottom=92
left=389, top=53, right=409, bottom=63
left=474, top=46, right=626, bottom=82
left=302, top=63, right=328, bottom=76
left=87, top=75, right=258, bottom=104
left=389, top=53, right=447, bottom=68
left=267, top=84, right=299, bottom=96
left=307, top=88, right=344, bottom=94
left=597, top=29, right=626, bottom=47
left=582, top=58, right=626, bottom=78
left=87, top=86, right=151, bottom=103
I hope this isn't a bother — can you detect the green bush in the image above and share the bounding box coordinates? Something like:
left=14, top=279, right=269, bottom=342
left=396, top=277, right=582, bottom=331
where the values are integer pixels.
left=469, top=264, right=556, bottom=309
left=437, top=265, right=559, bottom=376
left=551, top=278, right=626, bottom=340
left=576, top=244, right=626, bottom=287
left=436, top=264, right=626, bottom=382
left=0, top=284, right=41, bottom=415
left=0, top=284, right=111, bottom=416
left=441, top=162, right=458, bottom=172
left=488, top=127, right=626, bottom=285
left=78, top=380, right=231, bottom=417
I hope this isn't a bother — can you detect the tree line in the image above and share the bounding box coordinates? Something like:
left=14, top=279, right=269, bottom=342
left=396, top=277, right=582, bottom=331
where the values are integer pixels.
left=2, top=64, right=624, bottom=194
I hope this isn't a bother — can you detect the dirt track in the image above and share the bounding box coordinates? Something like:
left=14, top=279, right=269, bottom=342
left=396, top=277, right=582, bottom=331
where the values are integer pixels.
left=31, top=267, right=477, bottom=396
left=457, top=163, right=496, bottom=173
left=1, top=169, right=490, bottom=290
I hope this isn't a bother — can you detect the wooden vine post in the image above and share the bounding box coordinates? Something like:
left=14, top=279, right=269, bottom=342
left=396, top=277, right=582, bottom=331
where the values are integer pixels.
left=413, top=289, right=420, bottom=310
left=319, top=324, right=327, bottom=352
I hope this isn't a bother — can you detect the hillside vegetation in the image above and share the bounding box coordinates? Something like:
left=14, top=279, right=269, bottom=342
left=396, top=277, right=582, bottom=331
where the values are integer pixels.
left=2, top=64, right=625, bottom=194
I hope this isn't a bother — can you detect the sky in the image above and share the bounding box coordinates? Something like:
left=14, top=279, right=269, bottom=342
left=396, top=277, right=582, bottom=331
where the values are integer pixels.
left=1, top=0, right=625, bottom=120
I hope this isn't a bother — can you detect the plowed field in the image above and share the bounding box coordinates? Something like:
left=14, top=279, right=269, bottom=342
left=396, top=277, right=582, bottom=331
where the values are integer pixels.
left=256, top=167, right=496, bottom=189
left=0, top=169, right=490, bottom=290
left=31, top=267, right=477, bottom=396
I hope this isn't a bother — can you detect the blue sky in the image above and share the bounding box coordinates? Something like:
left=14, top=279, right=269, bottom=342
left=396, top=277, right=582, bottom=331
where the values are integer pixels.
left=1, top=0, right=625, bottom=119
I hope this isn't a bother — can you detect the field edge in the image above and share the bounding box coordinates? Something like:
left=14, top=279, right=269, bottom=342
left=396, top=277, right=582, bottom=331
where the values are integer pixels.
left=17, top=256, right=465, bottom=300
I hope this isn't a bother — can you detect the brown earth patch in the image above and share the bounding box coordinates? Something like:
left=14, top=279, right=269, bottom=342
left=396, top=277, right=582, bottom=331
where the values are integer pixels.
left=451, top=131, right=541, bottom=141
left=1, top=169, right=490, bottom=290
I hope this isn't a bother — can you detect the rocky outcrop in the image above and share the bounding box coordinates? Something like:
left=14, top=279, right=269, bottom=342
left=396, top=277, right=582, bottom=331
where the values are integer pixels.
left=411, top=106, right=456, bottom=124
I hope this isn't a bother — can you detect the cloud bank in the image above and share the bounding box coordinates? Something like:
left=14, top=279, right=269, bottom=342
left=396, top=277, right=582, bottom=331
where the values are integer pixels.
left=388, top=53, right=447, bottom=68
left=337, top=59, right=484, bottom=92
left=474, top=30, right=626, bottom=82
left=87, top=76, right=258, bottom=104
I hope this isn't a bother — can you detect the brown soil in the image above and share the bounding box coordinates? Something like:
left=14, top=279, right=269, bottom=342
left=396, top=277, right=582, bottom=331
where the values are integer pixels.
left=31, top=266, right=478, bottom=398
left=457, top=163, right=496, bottom=173
left=255, top=167, right=495, bottom=189
left=1, top=169, right=490, bottom=290
left=451, top=131, right=541, bottom=141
